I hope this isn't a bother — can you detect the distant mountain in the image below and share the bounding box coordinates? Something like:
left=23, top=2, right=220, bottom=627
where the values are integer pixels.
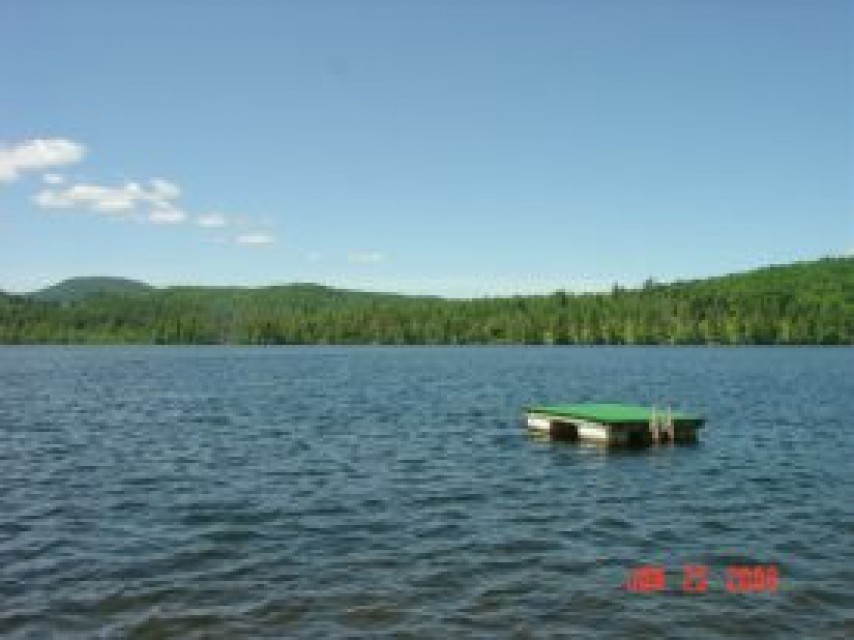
left=29, top=277, right=153, bottom=303
left=3, top=257, right=853, bottom=344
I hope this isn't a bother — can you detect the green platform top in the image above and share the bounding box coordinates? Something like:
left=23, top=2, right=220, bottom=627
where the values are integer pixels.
left=525, top=403, right=704, bottom=426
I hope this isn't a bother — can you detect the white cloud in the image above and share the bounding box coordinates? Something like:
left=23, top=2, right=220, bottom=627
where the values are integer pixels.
left=348, top=251, right=386, bottom=264
left=149, top=206, right=187, bottom=224
left=150, top=178, right=181, bottom=200
left=42, top=173, right=65, bottom=185
left=33, top=189, right=73, bottom=208
left=17, top=140, right=263, bottom=239
left=33, top=178, right=182, bottom=215
left=0, top=138, right=86, bottom=182
left=197, top=213, right=228, bottom=228
left=236, top=232, right=275, bottom=246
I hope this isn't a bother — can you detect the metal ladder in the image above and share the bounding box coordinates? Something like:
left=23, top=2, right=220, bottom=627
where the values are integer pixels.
left=649, top=405, right=675, bottom=443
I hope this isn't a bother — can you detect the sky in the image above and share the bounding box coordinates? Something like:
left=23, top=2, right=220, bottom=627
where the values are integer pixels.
left=0, top=0, right=850, bottom=297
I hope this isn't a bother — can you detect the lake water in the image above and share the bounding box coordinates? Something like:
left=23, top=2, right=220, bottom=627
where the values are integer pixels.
left=1, top=346, right=852, bottom=638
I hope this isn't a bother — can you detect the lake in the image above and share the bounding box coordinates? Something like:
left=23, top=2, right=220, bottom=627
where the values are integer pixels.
left=1, top=346, right=852, bottom=638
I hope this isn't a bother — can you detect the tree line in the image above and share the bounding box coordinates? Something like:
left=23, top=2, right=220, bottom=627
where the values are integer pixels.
left=1, top=258, right=852, bottom=345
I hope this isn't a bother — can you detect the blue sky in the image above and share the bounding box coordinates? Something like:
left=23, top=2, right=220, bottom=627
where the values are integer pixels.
left=1, top=0, right=850, bottom=296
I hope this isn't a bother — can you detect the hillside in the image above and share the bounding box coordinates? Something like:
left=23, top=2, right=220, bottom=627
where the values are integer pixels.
left=30, top=277, right=153, bottom=303
left=2, top=257, right=852, bottom=345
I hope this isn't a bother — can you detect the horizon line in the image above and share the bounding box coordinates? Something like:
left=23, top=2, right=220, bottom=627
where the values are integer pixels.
left=3, top=255, right=849, bottom=300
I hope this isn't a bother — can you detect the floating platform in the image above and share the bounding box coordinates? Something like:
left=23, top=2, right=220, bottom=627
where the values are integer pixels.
left=524, top=403, right=705, bottom=446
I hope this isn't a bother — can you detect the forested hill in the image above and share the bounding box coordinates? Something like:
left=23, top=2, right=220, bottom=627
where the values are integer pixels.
left=1, top=257, right=852, bottom=345
left=29, top=276, right=153, bottom=303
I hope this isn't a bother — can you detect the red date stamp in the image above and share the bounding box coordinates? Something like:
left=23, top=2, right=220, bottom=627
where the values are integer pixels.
left=624, top=565, right=667, bottom=592
left=624, top=564, right=778, bottom=593
left=725, top=564, right=779, bottom=593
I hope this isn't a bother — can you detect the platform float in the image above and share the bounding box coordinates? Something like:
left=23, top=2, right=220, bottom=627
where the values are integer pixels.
left=524, top=403, right=704, bottom=446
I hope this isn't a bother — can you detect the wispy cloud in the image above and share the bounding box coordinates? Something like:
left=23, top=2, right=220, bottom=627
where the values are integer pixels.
left=236, top=232, right=275, bottom=246
left=149, top=178, right=180, bottom=200
left=348, top=251, right=386, bottom=264
left=34, top=178, right=182, bottom=215
left=0, top=138, right=86, bottom=182
left=197, top=213, right=228, bottom=228
left=42, top=173, right=66, bottom=185
left=148, top=206, right=187, bottom=225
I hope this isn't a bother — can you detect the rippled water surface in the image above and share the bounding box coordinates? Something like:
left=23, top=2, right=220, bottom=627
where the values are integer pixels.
left=1, top=346, right=852, bottom=638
